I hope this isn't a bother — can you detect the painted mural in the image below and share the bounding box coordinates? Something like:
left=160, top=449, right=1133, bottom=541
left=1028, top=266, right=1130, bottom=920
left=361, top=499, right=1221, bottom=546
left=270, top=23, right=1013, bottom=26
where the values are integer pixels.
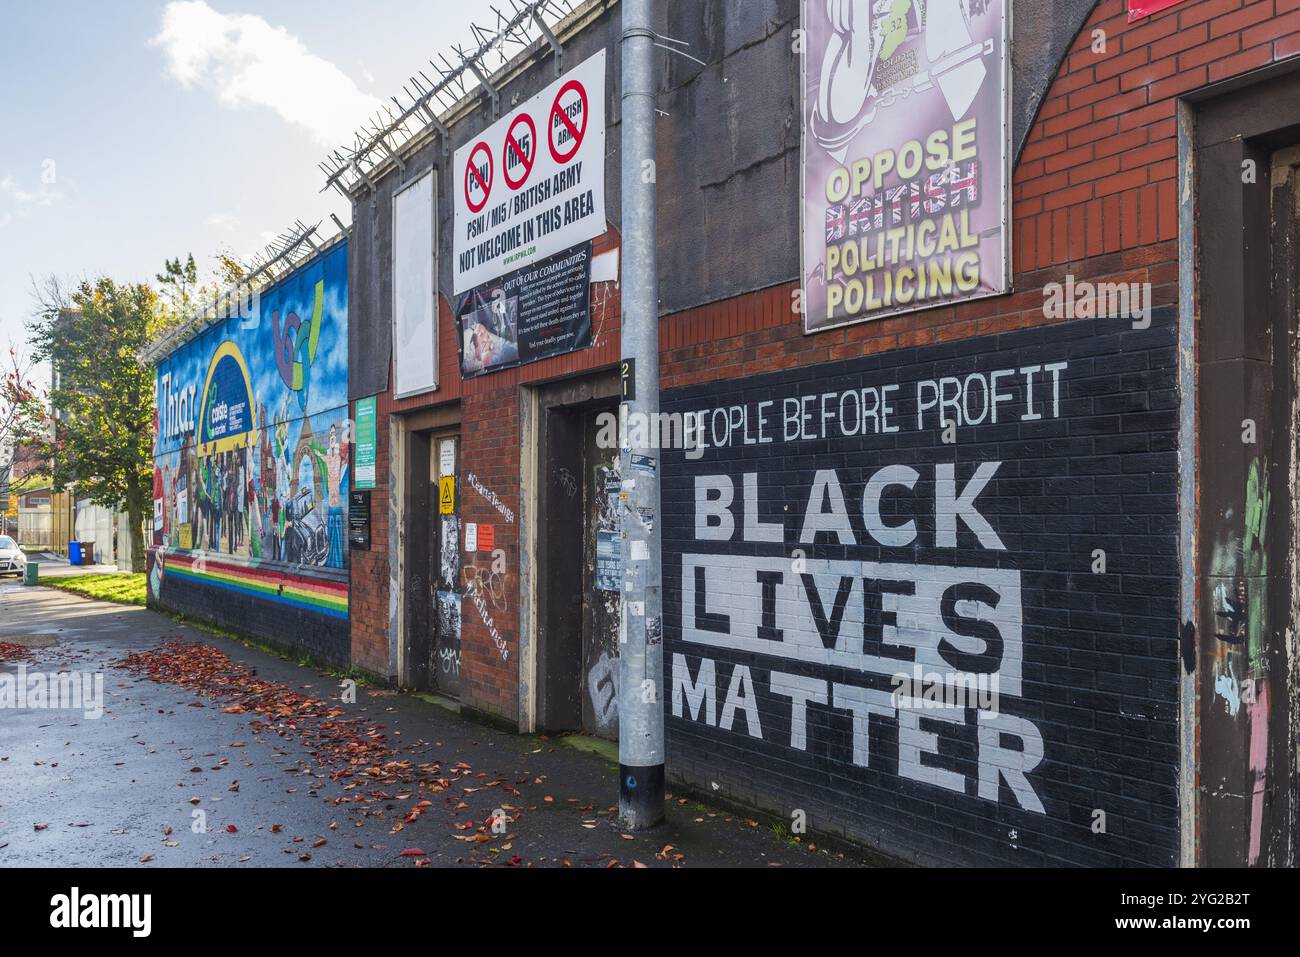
left=152, top=241, right=350, bottom=575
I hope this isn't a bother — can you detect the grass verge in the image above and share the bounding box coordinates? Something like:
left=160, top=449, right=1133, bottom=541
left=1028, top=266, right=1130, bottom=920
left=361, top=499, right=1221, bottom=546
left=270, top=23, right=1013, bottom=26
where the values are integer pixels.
left=40, top=572, right=147, bottom=606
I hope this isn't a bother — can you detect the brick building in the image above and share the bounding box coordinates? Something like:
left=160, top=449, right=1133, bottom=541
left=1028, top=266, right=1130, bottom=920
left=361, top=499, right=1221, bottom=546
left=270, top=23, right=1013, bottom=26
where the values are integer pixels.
left=335, top=0, right=1300, bottom=867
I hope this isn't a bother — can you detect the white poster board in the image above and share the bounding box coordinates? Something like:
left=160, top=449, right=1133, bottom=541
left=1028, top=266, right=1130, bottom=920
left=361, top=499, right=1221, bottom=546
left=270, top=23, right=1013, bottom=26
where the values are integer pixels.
left=452, top=51, right=607, bottom=294
left=392, top=170, right=439, bottom=398
left=439, top=438, right=456, bottom=478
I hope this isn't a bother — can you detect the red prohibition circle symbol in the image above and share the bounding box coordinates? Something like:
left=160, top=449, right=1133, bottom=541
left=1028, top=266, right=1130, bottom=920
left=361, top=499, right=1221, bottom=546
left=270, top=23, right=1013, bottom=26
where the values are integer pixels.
left=502, top=113, right=537, bottom=190
left=464, top=140, right=494, bottom=213
left=549, top=80, right=589, bottom=164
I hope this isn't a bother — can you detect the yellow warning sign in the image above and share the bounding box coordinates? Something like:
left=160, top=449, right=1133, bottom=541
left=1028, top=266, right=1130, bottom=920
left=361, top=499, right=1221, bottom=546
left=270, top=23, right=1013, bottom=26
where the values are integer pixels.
left=439, top=476, right=455, bottom=515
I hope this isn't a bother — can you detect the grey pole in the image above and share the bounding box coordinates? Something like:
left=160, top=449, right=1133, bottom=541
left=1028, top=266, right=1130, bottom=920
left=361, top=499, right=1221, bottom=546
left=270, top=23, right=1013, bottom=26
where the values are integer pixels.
left=617, top=0, right=664, bottom=830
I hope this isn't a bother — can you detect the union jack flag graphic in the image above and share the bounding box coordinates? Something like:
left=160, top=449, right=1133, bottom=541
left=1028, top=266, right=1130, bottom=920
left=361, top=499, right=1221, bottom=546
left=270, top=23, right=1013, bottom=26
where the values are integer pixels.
left=949, top=160, right=979, bottom=206
left=825, top=203, right=847, bottom=242
left=848, top=197, right=874, bottom=236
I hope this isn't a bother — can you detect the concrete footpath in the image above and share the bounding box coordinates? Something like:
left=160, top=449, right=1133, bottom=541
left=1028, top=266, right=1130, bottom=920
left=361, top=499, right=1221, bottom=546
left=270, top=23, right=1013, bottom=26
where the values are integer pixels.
left=21, top=551, right=126, bottom=579
left=0, top=583, right=880, bottom=868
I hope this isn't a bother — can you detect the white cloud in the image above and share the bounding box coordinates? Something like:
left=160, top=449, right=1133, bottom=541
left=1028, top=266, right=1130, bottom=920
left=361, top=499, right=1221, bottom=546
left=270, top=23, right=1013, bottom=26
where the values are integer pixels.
left=0, top=174, right=64, bottom=228
left=204, top=211, right=240, bottom=231
left=151, top=1, right=379, bottom=147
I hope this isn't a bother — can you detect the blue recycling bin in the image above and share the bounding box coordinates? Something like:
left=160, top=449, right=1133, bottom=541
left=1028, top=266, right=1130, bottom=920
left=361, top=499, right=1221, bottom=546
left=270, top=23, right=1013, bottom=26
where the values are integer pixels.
left=67, top=541, right=82, bottom=566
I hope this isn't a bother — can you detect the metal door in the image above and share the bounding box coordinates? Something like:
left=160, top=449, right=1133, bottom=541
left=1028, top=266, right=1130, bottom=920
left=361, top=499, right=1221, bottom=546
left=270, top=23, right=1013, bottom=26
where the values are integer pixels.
left=432, top=434, right=462, bottom=698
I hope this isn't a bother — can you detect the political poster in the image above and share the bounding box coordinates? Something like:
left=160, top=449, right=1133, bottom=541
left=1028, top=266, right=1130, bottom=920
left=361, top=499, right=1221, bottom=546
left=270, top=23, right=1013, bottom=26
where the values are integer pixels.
left=455, top=242, right=592, bottom=379
left=802, top=0, right=1011, bottom=332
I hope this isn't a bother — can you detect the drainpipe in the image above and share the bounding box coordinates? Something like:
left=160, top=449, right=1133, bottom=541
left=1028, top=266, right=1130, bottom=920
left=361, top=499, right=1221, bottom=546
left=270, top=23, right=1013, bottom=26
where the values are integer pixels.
left=617, top=0, right=665, bottom=830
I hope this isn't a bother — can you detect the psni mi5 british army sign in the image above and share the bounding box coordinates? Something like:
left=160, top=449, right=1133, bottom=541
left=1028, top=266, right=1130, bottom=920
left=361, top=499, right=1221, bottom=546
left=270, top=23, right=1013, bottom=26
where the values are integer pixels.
left=802, top=0, right=1011, bottom=333
left=453, top=51, right=607, bottom=295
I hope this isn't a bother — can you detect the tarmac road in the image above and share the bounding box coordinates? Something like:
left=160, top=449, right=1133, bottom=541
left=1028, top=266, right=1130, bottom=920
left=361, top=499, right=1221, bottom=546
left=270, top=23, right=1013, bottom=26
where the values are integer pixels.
left=0, top=583, right=878, bottom=869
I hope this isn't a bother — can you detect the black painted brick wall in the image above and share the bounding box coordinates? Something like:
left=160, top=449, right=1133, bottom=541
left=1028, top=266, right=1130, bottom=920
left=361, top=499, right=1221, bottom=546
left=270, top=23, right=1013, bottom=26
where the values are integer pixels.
left=660, top=308, right=1181, bottom=867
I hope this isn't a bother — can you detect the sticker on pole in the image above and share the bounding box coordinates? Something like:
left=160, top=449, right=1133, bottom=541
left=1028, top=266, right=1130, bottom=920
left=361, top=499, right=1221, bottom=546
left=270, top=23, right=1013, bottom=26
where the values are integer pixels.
left=464, top=140, right=493, bottom=213
left=453, top=50, right=607, bottom=295
left=549, top=79, right=588, bottom=164
left=503, top=113, right=537, bottom=190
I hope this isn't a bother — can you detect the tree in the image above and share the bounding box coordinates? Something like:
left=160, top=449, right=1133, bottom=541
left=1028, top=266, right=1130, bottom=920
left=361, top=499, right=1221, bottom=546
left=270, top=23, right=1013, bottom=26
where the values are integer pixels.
left=22, top=278, right=161, bottom=572
left=0, top=344, right=48, bottom=537
left=155, top=254, right=198, bottom=325
left=0, top=343, right=44, bottom=456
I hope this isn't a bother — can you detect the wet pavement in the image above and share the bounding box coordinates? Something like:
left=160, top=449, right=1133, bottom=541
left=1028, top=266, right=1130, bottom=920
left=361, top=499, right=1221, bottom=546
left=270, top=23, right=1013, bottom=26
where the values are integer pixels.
left=0, top=583, right=877, bottom=868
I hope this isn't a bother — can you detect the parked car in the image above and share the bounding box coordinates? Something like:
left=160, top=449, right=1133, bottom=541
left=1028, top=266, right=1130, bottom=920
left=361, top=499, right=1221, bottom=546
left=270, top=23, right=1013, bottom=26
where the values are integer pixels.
left=0, top=535, right=28, bottom=577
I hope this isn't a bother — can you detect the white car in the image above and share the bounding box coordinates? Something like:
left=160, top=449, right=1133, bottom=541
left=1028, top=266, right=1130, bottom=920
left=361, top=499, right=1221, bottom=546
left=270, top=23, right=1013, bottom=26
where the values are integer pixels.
left=0, top=536, right=28, bottom=577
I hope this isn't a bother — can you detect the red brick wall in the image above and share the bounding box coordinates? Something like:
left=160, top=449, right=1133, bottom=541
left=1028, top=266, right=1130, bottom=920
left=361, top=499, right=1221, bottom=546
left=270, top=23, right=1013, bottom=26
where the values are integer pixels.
left=662, top=0, right=1299, bottom=391
left=457, top=382, right=521, bottom=720
left=350, top=232, right=622, bottom=688
left=349, top=394, right=392, bottom=676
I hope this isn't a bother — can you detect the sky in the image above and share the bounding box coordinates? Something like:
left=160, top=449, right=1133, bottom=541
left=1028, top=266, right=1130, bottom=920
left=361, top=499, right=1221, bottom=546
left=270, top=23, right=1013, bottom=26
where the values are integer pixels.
left=0, top=0, right=492, bottom=361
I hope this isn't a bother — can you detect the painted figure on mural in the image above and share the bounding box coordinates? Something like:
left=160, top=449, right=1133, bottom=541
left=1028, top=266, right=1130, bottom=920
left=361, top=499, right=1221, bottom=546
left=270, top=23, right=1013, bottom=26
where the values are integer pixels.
left=236, top=446, right=247, bottom=553
left=246, top=441, right=262, bottom=560
left=324, top=422, right=350, bottom=569
left=160, top=459, right=173, bottom=545
left=197, top=452, right=212, bottom=551
left=274, top=404, right=293, bottom=562
left=259, top=405, right=275, bottom=503
left=179, top=432, right=193, bottom=548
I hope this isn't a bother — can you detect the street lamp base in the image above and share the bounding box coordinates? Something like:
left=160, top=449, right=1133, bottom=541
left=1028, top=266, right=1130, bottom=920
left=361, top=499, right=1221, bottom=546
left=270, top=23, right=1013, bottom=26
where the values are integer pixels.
left=618, top=763, right=665, bottom=830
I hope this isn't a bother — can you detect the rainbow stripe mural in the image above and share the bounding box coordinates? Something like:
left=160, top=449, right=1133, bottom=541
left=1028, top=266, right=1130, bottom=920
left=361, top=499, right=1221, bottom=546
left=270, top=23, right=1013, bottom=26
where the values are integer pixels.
left=159, top=552, right=348, bottom=620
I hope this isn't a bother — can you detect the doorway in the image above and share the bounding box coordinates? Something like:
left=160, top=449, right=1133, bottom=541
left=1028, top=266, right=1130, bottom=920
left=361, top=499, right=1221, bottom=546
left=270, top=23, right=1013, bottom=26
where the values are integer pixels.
left=401, top=416, right=463, bottom=696
left=533, top=373, right=622, bottom=740
left=1190, top=78, right=1300, bottom=865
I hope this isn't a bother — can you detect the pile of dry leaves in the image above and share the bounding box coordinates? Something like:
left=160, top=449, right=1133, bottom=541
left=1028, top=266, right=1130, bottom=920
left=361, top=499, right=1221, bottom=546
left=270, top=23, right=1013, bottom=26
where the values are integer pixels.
left=0, top=641, right=34, bottom=663
left=117, top=639, right=513, bottom=864
left=119, top=639, right=434, bottom=785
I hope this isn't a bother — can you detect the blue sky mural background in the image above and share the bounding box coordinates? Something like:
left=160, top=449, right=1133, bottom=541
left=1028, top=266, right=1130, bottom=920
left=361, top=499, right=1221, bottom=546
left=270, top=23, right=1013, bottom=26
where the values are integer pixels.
left=152, top=241, right=349, bottom=572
